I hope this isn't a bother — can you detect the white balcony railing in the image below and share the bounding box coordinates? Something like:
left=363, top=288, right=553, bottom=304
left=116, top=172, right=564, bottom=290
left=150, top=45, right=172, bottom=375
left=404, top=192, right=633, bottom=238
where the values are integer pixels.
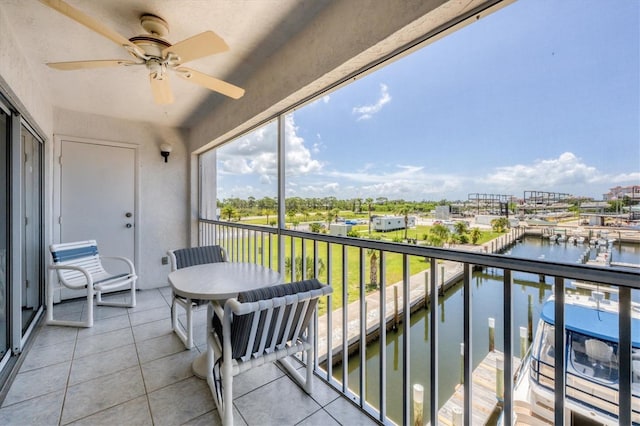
left=199, top=218, right=639, bottom=425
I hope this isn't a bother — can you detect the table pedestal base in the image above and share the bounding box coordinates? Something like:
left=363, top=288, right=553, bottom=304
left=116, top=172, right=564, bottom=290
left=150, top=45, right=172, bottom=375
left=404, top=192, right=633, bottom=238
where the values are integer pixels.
left=192, top=353, right=208, bottom=379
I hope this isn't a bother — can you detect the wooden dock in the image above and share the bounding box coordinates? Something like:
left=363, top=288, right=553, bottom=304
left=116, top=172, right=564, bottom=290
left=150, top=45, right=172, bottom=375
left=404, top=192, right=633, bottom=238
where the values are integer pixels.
left=434, top=351, right=521, bottom=425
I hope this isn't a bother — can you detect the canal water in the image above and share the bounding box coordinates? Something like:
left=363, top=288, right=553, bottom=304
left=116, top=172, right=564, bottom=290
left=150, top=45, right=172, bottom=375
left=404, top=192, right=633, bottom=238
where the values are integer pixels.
left=332, top=236, right=640, bottom=424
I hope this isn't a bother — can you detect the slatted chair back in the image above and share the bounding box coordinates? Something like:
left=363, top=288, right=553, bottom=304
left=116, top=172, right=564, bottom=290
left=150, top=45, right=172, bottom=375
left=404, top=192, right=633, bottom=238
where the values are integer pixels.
left=207, top=278, right=332, bottom=425
left=50, top=240, right=111, bottom=289
left=218, top=279, right=328, bottom=362
left=169, top=245, right=227, bottom=271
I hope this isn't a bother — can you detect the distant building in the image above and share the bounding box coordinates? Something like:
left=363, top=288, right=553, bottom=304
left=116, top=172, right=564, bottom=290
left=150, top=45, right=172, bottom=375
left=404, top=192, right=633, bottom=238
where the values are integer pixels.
left=329, top=223, right=352, bottom=237
left=603, top=185, right=640, bottom=202
left=435, top=205, right=450, bottom=220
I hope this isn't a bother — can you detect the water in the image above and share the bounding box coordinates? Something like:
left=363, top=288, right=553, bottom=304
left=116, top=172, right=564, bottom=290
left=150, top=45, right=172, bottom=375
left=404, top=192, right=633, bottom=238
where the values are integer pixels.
left=332, top=236, right=639, bottom=424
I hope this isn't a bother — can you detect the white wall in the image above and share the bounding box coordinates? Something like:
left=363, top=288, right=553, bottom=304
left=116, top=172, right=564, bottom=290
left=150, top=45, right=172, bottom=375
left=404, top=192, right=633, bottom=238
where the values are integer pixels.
left=53, top=108, right=190, bottom=288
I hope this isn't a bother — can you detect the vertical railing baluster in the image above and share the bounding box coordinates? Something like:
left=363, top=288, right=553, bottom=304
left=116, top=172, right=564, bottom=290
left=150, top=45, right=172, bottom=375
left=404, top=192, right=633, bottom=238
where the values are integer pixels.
left=554, top=276, right=565, bottom=426
left=402, top=254, right=411, bottom=426
left=503, top=269, right=513, bottom=426
left=379, top=250, right=387, bottom=422
left=429, top=257, right=438, bottom=426
left=463, top=263, right=472, bottom=426
left=326, top=242, right=333, bottom=383
left=301, top=237, right=307, bottom=280
left=342, top=244, right=349, bottom=393
left=619, top=286, right=632, bottom=425
left=359, top=247, right=366, bottom=408
left=290, top=236, right=296, bottom=282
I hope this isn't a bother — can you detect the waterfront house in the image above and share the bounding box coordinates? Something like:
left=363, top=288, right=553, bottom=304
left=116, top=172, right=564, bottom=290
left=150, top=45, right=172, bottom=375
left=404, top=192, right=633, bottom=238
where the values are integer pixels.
left=0, top=1, right=638, bottom=425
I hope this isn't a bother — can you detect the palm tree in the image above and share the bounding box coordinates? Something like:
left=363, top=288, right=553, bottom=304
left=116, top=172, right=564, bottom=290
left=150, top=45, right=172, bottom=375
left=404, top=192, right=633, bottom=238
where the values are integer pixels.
left=428, top=223, right=450, bottom=247
left=284, top=256, right=326, bottom=281
left=365, top=197, right=374, bottom=235
left=454, top=221, right=468, bottom=236
left=367, top=249, right=379, bottom=288
left=395, top=204, right=412, bottom=240
left=221, top=205, right=236, bottom=221
left=470, top=227, right=482, bottom=245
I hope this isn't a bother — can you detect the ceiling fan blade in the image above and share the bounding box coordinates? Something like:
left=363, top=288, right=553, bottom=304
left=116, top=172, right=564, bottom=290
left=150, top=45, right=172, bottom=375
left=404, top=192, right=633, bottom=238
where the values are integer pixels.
left=150, top=75, right=174, bottom=105
left=39, top=0, right=146, bottom=58
left=47, top=59, right=137, bottom=70
left=175, top=67, right=244, bottom=99
left=163, top=31, right=229, bottom=65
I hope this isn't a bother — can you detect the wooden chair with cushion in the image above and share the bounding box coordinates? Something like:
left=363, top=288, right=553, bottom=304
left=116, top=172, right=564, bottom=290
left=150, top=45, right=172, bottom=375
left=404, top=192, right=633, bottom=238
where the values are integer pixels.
left=48, top=239, right=137, bottom=328
left=206, top=278, right=332, bottom=425
left=167, top=245, right=227, bottom=349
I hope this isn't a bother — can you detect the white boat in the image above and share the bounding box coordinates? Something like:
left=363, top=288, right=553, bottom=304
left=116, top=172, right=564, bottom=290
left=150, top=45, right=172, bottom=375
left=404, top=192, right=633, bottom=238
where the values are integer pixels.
left=510, top=290, right=640, bottom=424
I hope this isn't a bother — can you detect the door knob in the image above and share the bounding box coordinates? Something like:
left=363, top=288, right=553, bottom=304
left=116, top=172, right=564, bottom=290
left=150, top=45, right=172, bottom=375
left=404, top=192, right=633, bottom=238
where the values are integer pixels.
left=126, top=223, right=133, bottom=228
left=125, top=212, right=132, bottom=218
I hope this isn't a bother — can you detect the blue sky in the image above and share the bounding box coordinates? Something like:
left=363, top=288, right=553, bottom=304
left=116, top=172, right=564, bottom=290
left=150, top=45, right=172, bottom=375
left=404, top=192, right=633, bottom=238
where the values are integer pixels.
left=217, top=0, right=639, bottom=202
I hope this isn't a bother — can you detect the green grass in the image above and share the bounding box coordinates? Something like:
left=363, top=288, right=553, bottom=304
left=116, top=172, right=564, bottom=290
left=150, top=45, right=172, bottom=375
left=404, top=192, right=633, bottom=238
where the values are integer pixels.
left=221, top=224, right=506, bottom=315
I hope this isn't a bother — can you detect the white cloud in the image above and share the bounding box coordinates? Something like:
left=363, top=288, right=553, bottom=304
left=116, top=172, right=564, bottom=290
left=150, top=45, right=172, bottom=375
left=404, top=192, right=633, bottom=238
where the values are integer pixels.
left=284, top=115, right=323, bottom=175
left=482, top=152, right=640, bottom=196
left=352, top=84, right=391, bottom=121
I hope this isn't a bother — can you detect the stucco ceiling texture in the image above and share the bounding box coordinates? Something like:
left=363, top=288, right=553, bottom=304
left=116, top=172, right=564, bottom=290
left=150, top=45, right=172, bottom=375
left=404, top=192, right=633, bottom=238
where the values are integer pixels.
left=1, top=0, right=331, bottom=128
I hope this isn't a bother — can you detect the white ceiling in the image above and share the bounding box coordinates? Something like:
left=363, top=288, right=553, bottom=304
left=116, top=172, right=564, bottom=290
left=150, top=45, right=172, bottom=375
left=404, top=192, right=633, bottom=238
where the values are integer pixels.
left=1, top=0, right=332, bottom=128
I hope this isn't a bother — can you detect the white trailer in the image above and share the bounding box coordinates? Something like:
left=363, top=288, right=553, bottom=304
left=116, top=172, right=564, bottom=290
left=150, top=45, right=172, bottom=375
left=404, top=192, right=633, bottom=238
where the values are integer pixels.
left=372, top=216, right=415, bottom=232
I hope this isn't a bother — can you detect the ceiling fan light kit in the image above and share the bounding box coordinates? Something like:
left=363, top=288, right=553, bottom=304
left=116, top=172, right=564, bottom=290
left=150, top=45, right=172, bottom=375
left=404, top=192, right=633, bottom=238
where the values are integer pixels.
left=40, top=0, right=245, bottom=104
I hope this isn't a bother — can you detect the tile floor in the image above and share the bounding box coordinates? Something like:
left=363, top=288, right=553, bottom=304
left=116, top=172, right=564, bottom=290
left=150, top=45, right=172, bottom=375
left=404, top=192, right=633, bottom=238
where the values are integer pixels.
left=0, top=288, right=377, bottom=425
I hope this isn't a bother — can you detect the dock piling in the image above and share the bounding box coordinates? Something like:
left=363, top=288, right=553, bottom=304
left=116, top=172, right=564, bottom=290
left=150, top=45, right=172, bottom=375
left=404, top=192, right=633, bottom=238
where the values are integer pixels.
left=488, top=317, right=495, bottom=352
left=413, top=384, right=423, bottom=426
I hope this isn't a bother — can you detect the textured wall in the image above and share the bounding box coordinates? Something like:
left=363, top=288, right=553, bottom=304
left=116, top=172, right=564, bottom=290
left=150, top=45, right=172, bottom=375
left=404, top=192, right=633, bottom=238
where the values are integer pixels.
left=53, top=108, right=190, bottom=288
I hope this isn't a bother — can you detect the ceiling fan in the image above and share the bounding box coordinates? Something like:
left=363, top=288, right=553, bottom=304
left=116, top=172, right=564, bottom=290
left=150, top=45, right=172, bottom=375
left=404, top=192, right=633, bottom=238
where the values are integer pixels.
left=39, top=0, right=245, bottom=104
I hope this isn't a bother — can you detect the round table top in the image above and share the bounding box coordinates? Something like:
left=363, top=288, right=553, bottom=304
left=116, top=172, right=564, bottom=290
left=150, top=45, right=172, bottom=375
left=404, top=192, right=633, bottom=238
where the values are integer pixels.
left=168, top=262, right=282, bottom=300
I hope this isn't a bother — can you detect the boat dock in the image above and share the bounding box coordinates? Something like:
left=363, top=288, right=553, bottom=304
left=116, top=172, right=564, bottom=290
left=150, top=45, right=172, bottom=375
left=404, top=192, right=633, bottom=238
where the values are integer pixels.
left=434, top=350, right=521, bottom=425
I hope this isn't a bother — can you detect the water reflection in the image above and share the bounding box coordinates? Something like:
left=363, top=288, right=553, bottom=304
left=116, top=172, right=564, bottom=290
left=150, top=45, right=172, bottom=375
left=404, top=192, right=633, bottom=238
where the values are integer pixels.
left=331, top=236, right=639, bottom=424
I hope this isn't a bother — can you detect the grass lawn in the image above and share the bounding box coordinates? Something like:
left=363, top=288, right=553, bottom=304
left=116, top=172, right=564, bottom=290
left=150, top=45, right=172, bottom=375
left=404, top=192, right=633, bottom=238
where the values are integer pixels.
left=222, top=224, right=505, bottom=314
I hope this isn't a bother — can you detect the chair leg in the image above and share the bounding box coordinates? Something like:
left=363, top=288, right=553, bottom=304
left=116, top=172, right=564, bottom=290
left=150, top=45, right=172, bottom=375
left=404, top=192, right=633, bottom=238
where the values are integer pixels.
left=46, top=283, right=93, bottom=328
left=95, top=280, right=136, bottom=308
left=222, top=357, right=234, bottom=425
left=172, top=297, right=194, bottom=349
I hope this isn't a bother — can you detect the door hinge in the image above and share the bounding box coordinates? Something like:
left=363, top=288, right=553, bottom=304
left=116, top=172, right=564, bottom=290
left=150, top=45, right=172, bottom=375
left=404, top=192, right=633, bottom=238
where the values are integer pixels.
left=25, top=216, right=28, bottom=225
left=58, top=155, right=62, bottom=165
left=58, top=216, right=62, bottom=225
left=25, top=279, right=29, bottom=288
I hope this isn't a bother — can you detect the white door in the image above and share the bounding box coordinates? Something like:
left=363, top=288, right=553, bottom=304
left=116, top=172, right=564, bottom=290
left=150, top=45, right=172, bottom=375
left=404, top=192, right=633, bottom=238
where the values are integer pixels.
left=58, top=138, right=137, bottom=298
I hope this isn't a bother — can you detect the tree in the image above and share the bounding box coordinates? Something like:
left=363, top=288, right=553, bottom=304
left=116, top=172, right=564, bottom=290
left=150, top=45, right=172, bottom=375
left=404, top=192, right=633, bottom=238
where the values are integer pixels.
left=368, top=249, right=379, bottom=288
left=284, top=256, right=326, bottom=281
left=491, top=217, right=509, bottom=232
left=454, top=221, right=469, bottom=236
left=395, top=204, right=412, bottom=240
left=428, top=223, right=450, bottom=247
left=309, top=222, right=323, bottom=233
left=470, top=227, right=482, bottom=245
left=365, top=197, right=374, bottom=235
left=221, top=205, right=236, bottom=221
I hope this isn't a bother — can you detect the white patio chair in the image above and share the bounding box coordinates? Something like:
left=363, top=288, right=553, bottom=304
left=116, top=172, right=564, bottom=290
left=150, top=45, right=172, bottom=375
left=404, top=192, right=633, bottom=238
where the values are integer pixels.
left=586, top=339, right=613, bottom=368
left=48, top=240, right=137, bottom=328
left=206, top=278, right=332, bottom=426
left=167, top=245, right=227, bottom=349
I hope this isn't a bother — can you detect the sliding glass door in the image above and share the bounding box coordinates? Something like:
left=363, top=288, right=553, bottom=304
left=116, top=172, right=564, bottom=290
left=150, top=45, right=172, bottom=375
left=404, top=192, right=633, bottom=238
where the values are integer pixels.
left=21, top=124, right=42, bottom=332
left=0, top=107, right=8, bottom=361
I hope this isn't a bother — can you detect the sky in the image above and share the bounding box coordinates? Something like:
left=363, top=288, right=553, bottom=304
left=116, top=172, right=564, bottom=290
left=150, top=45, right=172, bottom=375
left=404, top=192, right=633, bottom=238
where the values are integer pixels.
left=216, top=0, right=639, bottom=202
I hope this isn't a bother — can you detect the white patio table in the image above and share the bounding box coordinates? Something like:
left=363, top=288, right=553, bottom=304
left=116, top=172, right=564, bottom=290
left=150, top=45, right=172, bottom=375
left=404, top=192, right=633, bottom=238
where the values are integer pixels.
left=168, top=262, right=282, bottom=378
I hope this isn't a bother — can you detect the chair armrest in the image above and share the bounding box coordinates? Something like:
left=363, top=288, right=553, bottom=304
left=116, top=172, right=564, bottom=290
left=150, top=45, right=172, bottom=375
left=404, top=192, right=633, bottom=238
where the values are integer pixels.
left=49, top=264, right=94, bottom=289
left=100, top=255, right=136, bottom=275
